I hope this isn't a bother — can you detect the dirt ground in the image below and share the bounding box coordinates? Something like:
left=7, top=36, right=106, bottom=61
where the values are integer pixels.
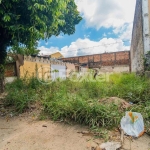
left=0, top=115, right=101, bottom=150
left=0, top=93, right=150, bottom=150
left=0, top=114, right=150, bottom=150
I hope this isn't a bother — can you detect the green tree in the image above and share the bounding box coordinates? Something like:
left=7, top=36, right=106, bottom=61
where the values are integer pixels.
left=0, top=0, right=82, bottom=92
left=8, top=42, right=40, bottom=56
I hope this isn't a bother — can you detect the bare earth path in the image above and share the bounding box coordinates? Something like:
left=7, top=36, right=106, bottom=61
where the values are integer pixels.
left=0, top=115, right=150, bottom=150
left=0, top=116, right=98, bottom=150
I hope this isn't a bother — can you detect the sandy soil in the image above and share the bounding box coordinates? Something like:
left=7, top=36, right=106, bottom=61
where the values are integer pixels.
left=123, top=134, right=150, bottom=150
left=0, top=115, right=150, bottom=150
left=0, top=115, right=102, bottom=150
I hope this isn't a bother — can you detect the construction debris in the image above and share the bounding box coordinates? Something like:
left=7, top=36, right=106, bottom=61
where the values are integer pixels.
left=99, top=97, right=131, bottom=110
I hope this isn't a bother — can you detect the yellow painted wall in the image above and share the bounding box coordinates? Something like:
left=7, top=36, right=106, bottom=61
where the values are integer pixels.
left=20, top=61, right=51, bottom=80
left=50, top=52, right=64, bottom=58
left=20, top=55, right=76, bottom=80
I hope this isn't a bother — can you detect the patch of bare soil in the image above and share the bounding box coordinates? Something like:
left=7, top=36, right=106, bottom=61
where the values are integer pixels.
left=0, top=116, right=102, bottom=150
left=122, top=134, right=150, bottom=150
left=99, top=97, right=131, bottom=110
left=0, top=115, right=150, bottom=150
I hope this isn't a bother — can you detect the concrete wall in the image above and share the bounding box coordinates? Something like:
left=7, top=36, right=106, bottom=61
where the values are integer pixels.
left=131, top=0, right=150, bottom=72
left=20, top=61, right=51, bottom=80
left=97, top=65, right=129, bottom=73
left=66, top=63, right=76, bottom=77
left=16, top=54, right=24, bottom=77
left=130, top=0, right=144, bottom=72
left=142, top=0, right=150, bottom=55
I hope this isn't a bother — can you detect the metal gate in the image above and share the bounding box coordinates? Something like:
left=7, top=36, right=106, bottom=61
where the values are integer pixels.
left=51, top=64, right=66, bottom=80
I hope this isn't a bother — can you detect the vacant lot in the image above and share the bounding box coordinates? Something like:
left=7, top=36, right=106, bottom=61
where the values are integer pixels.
left=0, top=73, right=150, bottom=150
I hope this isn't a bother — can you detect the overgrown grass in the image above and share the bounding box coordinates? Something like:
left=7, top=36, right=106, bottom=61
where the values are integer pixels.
left=5, top=73, right=150, bottom=133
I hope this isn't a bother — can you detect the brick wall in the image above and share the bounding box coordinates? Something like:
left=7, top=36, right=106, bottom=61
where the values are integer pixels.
left=79, top=56, right=88, bottom=63
left=61, top=51, right=130, bottom=69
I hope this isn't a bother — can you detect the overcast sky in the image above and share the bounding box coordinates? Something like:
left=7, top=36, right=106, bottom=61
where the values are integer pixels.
left=38, top=0, right=136, bottom=57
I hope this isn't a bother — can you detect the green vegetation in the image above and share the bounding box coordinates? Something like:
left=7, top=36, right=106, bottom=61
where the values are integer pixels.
left=5, top=73, right=150, bottom=134
left=0, top=0, right=82, bottom=93
left=0, top=0, right=82, bottom=57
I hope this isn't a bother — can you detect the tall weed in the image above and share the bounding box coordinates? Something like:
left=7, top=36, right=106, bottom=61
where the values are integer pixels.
left=5, top=73, right=150, bottom=130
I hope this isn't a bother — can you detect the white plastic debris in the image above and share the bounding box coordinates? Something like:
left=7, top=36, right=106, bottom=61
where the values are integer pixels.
left=121, top=112, right=144, bottom=137
left=100, top=142, right=121, bottom=150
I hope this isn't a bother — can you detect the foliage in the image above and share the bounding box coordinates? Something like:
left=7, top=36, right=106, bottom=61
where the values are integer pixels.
left=0, top=0, right=82, bottom=63
left=5, top=73, right=150, bottom=133
left=109, top=73, right=150, bottom=102
left=5, top=55, right=15, bottom=63
left=0, top=0, right=82, bottom=92
left=5, top=78, right=39, bottom=112
left=0, top=0, right=82, bottom=44
left=8, top=43, right=40, bottom=55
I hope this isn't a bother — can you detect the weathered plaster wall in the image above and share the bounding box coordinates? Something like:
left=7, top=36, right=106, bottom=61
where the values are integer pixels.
left=66, top=63, right=76, bottom=77
left=20, top=61, right=51, bottom=80
left=130, top=0, right=144, bottom=72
